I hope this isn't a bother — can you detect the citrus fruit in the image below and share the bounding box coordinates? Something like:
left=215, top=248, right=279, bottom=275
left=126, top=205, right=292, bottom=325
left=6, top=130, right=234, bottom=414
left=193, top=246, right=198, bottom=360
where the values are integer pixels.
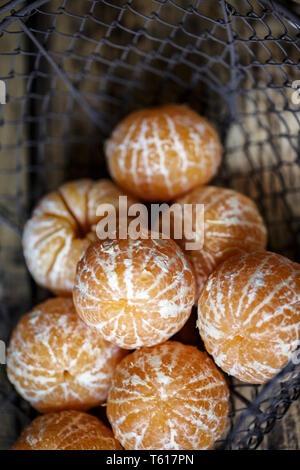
left=197, top=251, right=300, bottom=383
left=105, top=104, right=222, bottom=201
left=22, top=179, right=138, bottom=295
left=7, top=297, right=126, bottom=412
left=73, top=236, right=196, bottom=349
left=12, top=410, right=122, bottom=450
left=107, top=341, right=229, bottom=450
left=167, top=185, right=267, bottom=300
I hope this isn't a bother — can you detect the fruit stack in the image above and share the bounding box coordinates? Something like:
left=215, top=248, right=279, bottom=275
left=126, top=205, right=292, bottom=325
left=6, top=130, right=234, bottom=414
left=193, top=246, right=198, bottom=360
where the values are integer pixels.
left=7, top=104, right=300, bottom=450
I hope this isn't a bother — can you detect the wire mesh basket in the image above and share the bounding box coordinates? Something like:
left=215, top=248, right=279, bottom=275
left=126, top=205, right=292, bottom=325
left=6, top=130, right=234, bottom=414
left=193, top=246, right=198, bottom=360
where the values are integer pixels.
left=0, top=0, right=300, bottom=450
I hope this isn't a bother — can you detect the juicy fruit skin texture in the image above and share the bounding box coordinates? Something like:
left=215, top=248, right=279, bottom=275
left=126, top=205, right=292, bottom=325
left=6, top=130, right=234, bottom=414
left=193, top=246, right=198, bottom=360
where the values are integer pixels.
left=105, top=104, right=222, bottom=201
left=22, top=178, right=138, bottom=295
left=169, top=185, right=267, bottom=301
left=197, top=251, right=300, bottom=384
left=12, top=410, right=122, bottom=450
left=7, top=298, right=126, bottom=412
left=107, top=341, right=229, bottom=450
left=73, top=237, right=196, bottom=350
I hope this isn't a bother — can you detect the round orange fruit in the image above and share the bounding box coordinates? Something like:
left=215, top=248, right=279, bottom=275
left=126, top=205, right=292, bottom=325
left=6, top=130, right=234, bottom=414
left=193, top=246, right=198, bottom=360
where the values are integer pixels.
left=105, top=104, right=222, bottom=201
left=164, top=185, right=267, bottom=300
left=107, top=341, right=229, bottom=450
left=73, top=236, right=196, bottom=349
left=22, top=179, right=138, bottom=295
left=7, top=297, right=126, bottom=412
left=12, top=410, right=122, bottom=450
left=197, top=251, right=300, bottom=384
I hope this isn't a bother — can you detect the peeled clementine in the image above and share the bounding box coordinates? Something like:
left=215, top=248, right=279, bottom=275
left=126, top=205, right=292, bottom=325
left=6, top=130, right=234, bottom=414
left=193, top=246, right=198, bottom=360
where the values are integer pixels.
left=105, top=104, right=222, bottom=201
left=198, top=251, right=300, bottom=383
left=73, top=236, right=196, bottom=349
left=12, top=410, right=122, bottom=450
left=107, top=341, right=229, bottom=450
left=166, top=185, right=267, bottom=300
left=22, top=179, right=138, bottom=295
left=7, top=297, right=126, bottom=412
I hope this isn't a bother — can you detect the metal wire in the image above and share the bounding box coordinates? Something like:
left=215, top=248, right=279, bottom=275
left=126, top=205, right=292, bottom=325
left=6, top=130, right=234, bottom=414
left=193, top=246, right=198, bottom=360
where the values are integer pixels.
left=0, top=0, right=299, bottom=450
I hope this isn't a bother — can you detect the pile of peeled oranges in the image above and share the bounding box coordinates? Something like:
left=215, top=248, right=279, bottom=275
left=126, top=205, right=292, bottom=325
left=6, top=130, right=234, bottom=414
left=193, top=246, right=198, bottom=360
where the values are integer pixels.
left=7, top=104, right=299, bottom=450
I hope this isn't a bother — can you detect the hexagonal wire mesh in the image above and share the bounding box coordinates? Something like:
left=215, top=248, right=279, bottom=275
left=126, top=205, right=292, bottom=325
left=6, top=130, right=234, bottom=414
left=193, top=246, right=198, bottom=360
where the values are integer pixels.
left=0, top=0, right=299, bottom=450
